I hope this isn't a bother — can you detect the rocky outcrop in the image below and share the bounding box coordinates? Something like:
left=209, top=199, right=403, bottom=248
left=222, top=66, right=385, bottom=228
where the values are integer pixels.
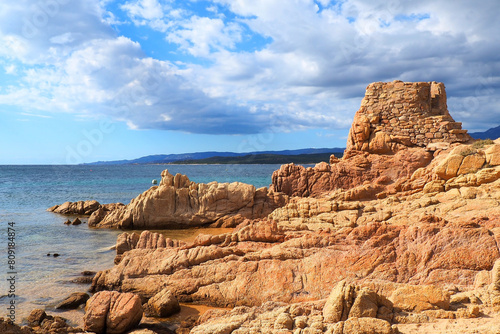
left=89, top=139, right=500, bottom=332
left=81, top=81, right=500, bottom=333
left=48, top=200, right=125, bottom=221
left=268, top=140, right=500, bottom=232
left=48, top=200, right=101, bottom=215
left=272, top=81, right=473, bottom=198
left=91, top=217, right=500, bottom=306
left=114, top=230, right=187, bottom=264
left=89, top=170, right=288, bottom=229
left=83, top=291, right=143, bottom=334
left=272, top=147, right=433, bottom=197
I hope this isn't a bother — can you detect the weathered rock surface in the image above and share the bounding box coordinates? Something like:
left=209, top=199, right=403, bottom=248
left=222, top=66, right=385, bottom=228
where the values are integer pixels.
left=80, top=82, right=500, bottom=333
left=272, top=148, right=433, bottom=197
left=92, top=216, right=500, bottom=307
left=83, top=291, right=143, bottom=334
left=143, top=288, right=180, bottom=317
left=89, top=170, right=288, bottom=229
left=89, top=139, right=500, bottom=332
left=115, top=230, right=187, bottom=264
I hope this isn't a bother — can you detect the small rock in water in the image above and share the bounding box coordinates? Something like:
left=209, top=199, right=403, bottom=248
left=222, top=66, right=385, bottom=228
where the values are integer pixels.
left=64, top=219, right=71, bottom=225
left=56, top=292, right=90, bottom=310
left=71, top=276, right=94, bottom=284
left=72, top=218, right=82, bottom=225
left=53, top=253, right=60, bottom=257
left=70, top=271, right=97, bottom=284
left=82, top=270, right=96, bottom=276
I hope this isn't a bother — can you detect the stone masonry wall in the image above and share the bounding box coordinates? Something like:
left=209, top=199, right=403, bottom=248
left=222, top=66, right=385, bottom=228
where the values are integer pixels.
left=346, top=81, right=471, bottom=154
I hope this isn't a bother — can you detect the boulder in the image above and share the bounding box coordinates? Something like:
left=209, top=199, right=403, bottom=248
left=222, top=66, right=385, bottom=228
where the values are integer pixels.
left=84, top=291, right=143, bottom=334
left=0, top=318, right=32, bottom=334
left=390, top=285, right=450, bottom=312
left=485, top=144, right=500, bottom=166
left=323, top=281, right=356, bottom=323
left=72, top=217, right=82, bottom=225
left=115, top=232, right=140, bottom=264
left=27, top=308, right=46, bottom=327
left=143, top=289, right=180, bottom=317
left=274, top=312, right=293, bottom=330
left=89, top=203, right=126, bottom=227
left=323, top=282, right=381, bottom=324
left=349, top=288, right=379, bottom=319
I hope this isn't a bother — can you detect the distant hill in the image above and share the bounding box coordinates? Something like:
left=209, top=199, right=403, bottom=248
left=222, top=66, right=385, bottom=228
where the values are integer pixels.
left=172, top=152, right=343, bottom=165
left=85, top=148, right=345, bottom=165
left=470, top=125, right=500, bottom=140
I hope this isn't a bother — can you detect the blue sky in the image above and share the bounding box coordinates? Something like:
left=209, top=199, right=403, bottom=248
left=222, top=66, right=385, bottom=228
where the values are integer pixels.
left=0, top=0, right=499, bottom=164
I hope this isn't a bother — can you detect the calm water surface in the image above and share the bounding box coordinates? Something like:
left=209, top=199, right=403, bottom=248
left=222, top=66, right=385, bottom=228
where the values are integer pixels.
left=0, top=164, right=284, bottom=325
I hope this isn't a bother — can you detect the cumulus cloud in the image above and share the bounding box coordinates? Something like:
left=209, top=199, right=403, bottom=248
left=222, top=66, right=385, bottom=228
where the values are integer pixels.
left=0, top=0, right=499, bottom=136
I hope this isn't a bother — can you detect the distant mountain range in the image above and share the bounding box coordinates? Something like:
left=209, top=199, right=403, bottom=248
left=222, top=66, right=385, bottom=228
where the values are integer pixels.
left=469, top=125, right=500, bottom=140
left=85, top=148, right=345, bottom=165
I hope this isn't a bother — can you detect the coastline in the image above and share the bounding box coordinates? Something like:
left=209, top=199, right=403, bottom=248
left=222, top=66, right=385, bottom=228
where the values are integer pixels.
left=5, top=82, right=500, bottom=333
left=0, top=164, right=277, bottom=329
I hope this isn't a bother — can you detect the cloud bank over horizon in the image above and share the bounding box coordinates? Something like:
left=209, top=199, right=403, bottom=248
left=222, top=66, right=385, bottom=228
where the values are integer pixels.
left=0, top=0, right=499, bottom=138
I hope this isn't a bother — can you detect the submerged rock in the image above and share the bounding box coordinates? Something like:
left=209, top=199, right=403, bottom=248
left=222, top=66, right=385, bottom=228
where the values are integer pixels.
left=55, top=292, right=89, bottom=310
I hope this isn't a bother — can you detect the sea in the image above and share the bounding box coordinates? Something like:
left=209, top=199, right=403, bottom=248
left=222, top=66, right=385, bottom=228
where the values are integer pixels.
left=0, top=164, right=286, bottom=325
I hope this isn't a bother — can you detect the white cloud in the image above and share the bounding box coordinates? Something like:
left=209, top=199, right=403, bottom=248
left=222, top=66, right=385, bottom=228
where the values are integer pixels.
left=121, top=0, right=164, bottom=21
left=166, top=16, right=242, bottom=57
left=4, top=64, right=17, bottom=74
left=0, top=0, right=499, bottom=137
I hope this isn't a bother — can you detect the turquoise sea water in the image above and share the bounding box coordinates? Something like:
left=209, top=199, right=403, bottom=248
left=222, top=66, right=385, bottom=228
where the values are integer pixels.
left=0, top=164, right=285, bottom=325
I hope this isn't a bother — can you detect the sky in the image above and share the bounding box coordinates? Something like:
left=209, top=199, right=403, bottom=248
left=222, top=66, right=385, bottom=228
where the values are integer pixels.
left=0, top=0, right=499, bottom=164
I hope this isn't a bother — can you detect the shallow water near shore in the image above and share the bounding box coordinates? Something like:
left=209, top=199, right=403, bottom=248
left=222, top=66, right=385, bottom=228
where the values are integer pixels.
left=0, top=164, right=286, bottom=325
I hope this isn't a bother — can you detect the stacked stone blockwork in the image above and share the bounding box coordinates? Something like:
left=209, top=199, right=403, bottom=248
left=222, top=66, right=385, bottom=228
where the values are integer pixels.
left=346, top=81, right=471, bottom=155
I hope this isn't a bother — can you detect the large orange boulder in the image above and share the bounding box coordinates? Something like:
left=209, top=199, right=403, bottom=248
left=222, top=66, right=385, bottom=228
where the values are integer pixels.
left=83, top=291, right=143, bottom=334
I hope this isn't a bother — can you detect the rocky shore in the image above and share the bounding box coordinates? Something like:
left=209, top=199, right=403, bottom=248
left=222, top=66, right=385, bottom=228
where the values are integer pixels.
left=45, top=81, right=500, bottom=333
